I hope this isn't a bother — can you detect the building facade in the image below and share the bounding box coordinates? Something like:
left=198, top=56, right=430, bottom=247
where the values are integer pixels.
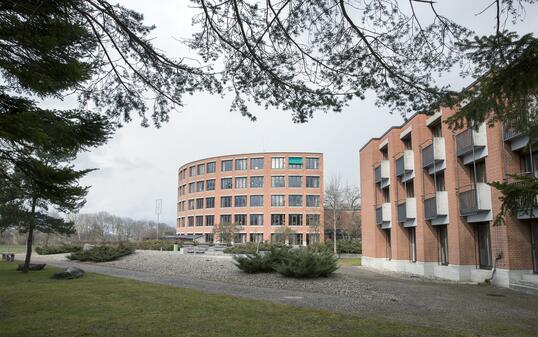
left=177, top=152, right=324, bottom=245
left=359, top=107, right=537, bottom=289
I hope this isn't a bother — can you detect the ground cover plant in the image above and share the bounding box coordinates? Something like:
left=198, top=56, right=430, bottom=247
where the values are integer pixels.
left=35, top=244, right=82, bottom=255
left=67, top=245, right=134, bottom=262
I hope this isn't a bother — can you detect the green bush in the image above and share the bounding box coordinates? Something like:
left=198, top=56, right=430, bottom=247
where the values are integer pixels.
left=234, top=254, right=273, bottom=273
left=336, top=240, right=362, bottom=254
left=272, top=248, right=339, bottom=278
left=35, top=245, right=82, bottom=255
left=224, top=242, right=279, bottom=254
left=67, top=245, right=134, bottom=262
left=127, top=240, right=182, bottom=251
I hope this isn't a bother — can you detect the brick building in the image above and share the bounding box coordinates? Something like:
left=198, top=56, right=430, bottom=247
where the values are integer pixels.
left=177, top=152, right=324, bottom=245
left=359, top=107, right=537, bottom=289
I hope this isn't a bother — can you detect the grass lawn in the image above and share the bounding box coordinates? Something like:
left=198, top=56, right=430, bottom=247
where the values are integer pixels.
left=0, top=244, right=26, bottom=254
left=339, top=257, right=362, bottom=267
left=0, top=261, right=475, bottom=337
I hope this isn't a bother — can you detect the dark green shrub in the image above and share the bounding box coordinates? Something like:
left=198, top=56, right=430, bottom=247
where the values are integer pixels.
left=233, top=254, right=273, bottom=273
left=67, top=245, right=134, bottom=262
left=35, top=245, right=82, bottom=255
left=224, top=242, right=283, bottom=254
left=336, top=240, right=362, bottom=254
left=272, top=249, right=338, bottom=278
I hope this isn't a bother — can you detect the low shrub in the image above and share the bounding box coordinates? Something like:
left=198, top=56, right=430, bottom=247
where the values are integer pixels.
left=224, top=242, right=277, bottom=254
left=35, top=245, right=82, bottom=255
left=272, top=248, right=339, bottom=278
left=234, top=254, right=273, bottom=273
left=336, top=240, right=362, bottom=254
left=67, top=245, right=134, bottom=262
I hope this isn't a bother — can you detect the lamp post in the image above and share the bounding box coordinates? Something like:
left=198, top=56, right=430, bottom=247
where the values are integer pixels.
left=155, top=199, right=162, bottom=240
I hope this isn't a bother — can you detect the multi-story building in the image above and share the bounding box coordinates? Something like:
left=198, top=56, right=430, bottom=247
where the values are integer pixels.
left=359, top=107, right=537, bottom=289
left=177, top=152, right=324, bottom=245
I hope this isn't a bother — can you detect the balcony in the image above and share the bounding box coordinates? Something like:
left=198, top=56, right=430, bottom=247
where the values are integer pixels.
left=424, top=191, right=449, bottom=223
left=455, top=124, right=488, bottom=164
left=396, top=150, right=414, bottom=178
left=458, top=183, right=492, bottom=221
left=508, top=177, right=538, bottom=219
left=374, top=160, right=390, bottom=188
left=422, top=138, right=446, bottom=172
left=503, top=124, right=530, bottom=151
left=397, top=198, right=417, bottom=224
left=375, top=203, right=392, bottom=228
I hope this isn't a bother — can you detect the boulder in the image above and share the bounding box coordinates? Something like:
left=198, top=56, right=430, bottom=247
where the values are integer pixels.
left=82, top=244, right=95, bottom=252
left=52, top=266, right=85, bottom=279
left=17, top=263, right=46, bottom=271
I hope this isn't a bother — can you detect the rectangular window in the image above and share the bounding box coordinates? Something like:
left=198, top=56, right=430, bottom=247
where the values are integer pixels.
left=234, top=214, right=247, bottom=226
left=197, top=164, right=205, bottom=175
left=271, top=176, right=285, bottom=188
left=471, top=161, right=487, bottom=184
left=189, top=166, right=196, bottom=177
left=271, top=195, right=285, bottom=207
left=403, top=136, right=412, bottom=150
left=235, top=158, right=248, bottom=170
left=221, top=160, right=233, bottom=172
left=188, top=182, right=195, bottom=193
left=409, top=227, right=417, bottom=262
left=188, top=199, right=195, bottom=210
left=288, top=176, right=303, bottom=188
left=235, top=177, right=248, bottom=189
left=220, top=196, right=232, bottom=208
left=188, top=216, right=194, bottom=227
left=206, top=161, right=216, bottom=173
left=250, top=176, right=264, bottom=188
left=205, top=197, right=215, bottom=208
left=196, top=181, right=204, bottom=192
left=195, top=215, right=204, bottom=227
left=289, top=214, right=303, bottom=226
left=306, top=176, right=320, bottom=188
left=477, top=222, right=492, bottom=269
left=405, top=180, right=415, bottom=198
left=271, top=214, right=285, bottom=226
left=251, top=158, right=264, bottom=170
left=250, top=195, right=264, bottom=207
left=289, top=195, right=303, bottom=207
left=306, top=158, right=320, bottom=169
left=431, top=122, right=442, bottom=137
left=306, top=195, right=320, bottom=207
left=206, top=179, right=215, bottom=191
left=234, top=195, right=247, bottom=207
left=205, top=215, right=214, bottom=226
left=250, top=214, right=264, bottom=226
left=306, top=214, right=320, bottom=226
left=435, top=172, right=446, bottom=191
left=221, top=178, right=233, bottom=189
left=439, top=225, right=449, bottom=265
left=196, top=198, right=204, bottom=209
left=288, top=157, right=303, bottom=169
left=220, top=215, right=231, bottom=225
left=272, top=157, right=285, bottom=169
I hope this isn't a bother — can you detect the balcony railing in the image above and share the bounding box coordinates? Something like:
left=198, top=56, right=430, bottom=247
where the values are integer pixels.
left=397, top=201, right=407, bottom=222
left=375, top=206, right=383, bottom=225
left=395, top=156, right=405, bottom=177
left=456, top=129, right=473, bottom=157
left=503, top=124, right=523, bottom=142
left=374, top=166, right=381, bottom=183
left=424, top=195, right=437, bottom=220
left=459, top=187, right=478, bottom=215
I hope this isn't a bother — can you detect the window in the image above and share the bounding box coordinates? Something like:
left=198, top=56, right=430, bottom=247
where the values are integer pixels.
left=251, top=158, right=264, bottom=170
left=271, top=214, right=285, bottom=226
left=189, top=166, right=196, bottom=177
left=271, top=195, right=285, bottom=207
left=289, top=214, right=303, bottom=226
left=196, top=181, right=204, bottom=192
left=403, top=136, right=412, bottom=150
left=306, top=214, right=320, bottom=226
left=188, top=199, right=195, bottom=210
left=306, top=158, right=320, bottom=169
left=234, top=214, right=247, bottom=226
left=195, top=215, right=203, bottom=226
left=206, top=197, right=215, bottom=208
left=206, top=161, right=216, bottom=173
left=250, top=195, right=264, bottom=207
left=271, top=176, right=285, bottom=188
left=220, top=215, right=231, bottom=225
left=221, top=178, right=233, bottom=189
left=306, top=195, right=320, bottom=207
left=288, top=157, right=303, bottom=169
left=250, top=233, right=264, bottom=243
left=431, top=122, right=442, bottom=137
left=306, top=176, right=320, bottom=188
left=385, top=229, right=392, bottom=260
left=235, top=177, right=247, bottom=189
left=438, top=225, right=449, bottom=265
left=188, top=182, right=195, bottom=193
left=235, top=158, right=248, bottom=170
left=435, top=172, right=446, bottom=191
left=188, top=216, right=194, bottom=227
left=197, top=164, right=205, bottom=175
left=235, top=195, right=247, bottom=207
left=250, top=176, right=264, bottom=188
left=409, top=227, right=416, bottom=262
left=404, top=180, right=414, bottom=198
left=289, top=195, right=303, bottom=207
left=250, top=214, right=263, bottom=226
left=205, top=215, right=214, bottom=226
left=220, top=196, right=232, bottom=208
left=381, top=146, right=388, bottom=160
left=471, top=161, right=487, bottom=184
left=206, top=179, right=215, bottom=191
left=272, top=157, right=285, bottom=169
left=382, top=188, right=390, bottom=202
left=196, top=198, right=204, bottom=209
left=476, top=222, right=492, bottom=269
left=288, top=176, right=303, bottom=188
left=221, top=160, right=233, bottom=172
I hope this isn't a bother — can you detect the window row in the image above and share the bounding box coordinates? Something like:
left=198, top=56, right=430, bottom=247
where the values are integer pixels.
left=178, top=195, right=321, bottom=211
left=179, top=157, right=321, bottom=180
left=178, top=214, right=321, bottom=227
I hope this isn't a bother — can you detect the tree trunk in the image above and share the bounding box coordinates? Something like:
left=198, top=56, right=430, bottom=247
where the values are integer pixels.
left=22, top=198, right=37, bottom=273
left=332, top=209, right=337, bottom=254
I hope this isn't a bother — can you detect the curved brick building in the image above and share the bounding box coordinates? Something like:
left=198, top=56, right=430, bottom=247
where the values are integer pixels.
left=177, top=152, right=324, bottom=245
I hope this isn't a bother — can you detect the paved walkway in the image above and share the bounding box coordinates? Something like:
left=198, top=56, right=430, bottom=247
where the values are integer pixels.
left=30, top=253, right=538, bottom=336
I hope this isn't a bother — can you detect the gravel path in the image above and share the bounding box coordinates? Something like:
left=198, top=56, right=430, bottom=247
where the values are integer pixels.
left=31, top=251, right=538, bottom=337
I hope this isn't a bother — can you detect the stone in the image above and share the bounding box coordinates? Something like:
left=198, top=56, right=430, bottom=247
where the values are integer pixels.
left=52, top=266, right=85, bottom=279
left=17, top=263, right=46, bottom=271
left=82, top=244, right=95, bottom=252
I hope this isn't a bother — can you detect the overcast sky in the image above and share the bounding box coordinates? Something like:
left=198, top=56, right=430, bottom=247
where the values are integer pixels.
left=51, top=1, right=538, bottom=225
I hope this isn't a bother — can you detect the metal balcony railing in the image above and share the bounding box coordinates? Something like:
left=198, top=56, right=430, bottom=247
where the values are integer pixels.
left=397, top=201, right=407, bottom=223
left=395, top=156, right=405, bottom=177
left=456, top=129, right=474, bottom=157
left=374, top=166, right=382, bottom=184
left=459, top=187, right=478, bottom=215
left=422, top=144, right=434, bottom=168
left=424, top=195, right=437, bottom=220
left=503, top=124, right=523, bottom=141
left=375, top=206, right=383, bottom=225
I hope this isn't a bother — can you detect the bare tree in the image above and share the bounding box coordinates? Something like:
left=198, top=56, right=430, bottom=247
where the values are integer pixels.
left=344, top=185, right=361, bottom=240
left=325, top=175, right=344, bottom=253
